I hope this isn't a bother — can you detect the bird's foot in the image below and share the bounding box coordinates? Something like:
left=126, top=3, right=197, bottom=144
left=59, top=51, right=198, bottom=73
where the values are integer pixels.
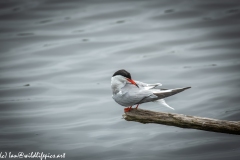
left=124, top=107, right=132, bottom=112
left=136, top=104, right=139, bottom=109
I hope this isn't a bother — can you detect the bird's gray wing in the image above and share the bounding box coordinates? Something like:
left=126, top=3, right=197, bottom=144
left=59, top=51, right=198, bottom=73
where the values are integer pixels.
left=118, top=84, right=158, bottom=106
left=152, top=87, right=191, bottom=99
left=139, top=87, right=191, bottom=104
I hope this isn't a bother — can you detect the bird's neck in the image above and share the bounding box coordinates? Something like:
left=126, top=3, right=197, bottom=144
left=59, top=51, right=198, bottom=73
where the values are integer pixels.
left=111, top=77, right=126, bottom=94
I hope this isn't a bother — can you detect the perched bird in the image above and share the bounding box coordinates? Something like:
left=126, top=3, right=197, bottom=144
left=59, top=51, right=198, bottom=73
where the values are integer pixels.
left=111, top=69, right=191, bottom=112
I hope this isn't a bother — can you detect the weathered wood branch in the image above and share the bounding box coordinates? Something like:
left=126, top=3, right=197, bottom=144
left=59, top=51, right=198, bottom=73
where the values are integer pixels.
left=123, top=108, right=240, bottom=135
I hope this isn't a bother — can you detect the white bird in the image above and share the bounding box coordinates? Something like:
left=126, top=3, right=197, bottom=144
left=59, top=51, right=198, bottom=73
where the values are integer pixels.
left=111, top=69, right=191, bottom=112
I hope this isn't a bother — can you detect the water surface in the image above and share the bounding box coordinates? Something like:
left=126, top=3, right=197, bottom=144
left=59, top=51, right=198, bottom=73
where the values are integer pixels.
left=0, top=0, right=240, bottom=160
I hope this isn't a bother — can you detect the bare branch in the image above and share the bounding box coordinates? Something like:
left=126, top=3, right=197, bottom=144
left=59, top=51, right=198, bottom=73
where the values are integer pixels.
left=123, top=108, right=240, bottom=135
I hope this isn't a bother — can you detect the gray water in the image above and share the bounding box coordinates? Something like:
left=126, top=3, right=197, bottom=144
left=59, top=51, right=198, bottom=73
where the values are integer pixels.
left=0, top=0, right=240, bottom=160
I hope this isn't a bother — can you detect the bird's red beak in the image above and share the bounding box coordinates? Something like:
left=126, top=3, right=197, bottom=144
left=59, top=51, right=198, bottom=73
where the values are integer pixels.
left=127, top=78, right=139, bottom=88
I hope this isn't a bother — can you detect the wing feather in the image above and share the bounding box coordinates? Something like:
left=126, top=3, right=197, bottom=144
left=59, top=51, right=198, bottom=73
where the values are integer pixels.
left=135, top=81, right=162, bottom=90
left=113, top=83, right=157, bottom=106
left=153, top=87, right=191, bottom=99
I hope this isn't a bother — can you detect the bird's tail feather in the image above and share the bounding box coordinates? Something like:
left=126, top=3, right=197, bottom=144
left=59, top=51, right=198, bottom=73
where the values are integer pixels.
left=155, top=99, right=175, bottom=110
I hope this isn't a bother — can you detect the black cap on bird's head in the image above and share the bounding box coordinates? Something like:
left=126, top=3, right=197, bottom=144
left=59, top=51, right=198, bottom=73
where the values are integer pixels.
left=112, top=69, right=139, bottom=88
left=112, top=69, right=131, bottom=79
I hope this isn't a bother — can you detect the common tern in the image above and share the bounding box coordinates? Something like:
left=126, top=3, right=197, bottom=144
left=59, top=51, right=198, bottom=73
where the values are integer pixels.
left=111, top=69, right=191, bottom=112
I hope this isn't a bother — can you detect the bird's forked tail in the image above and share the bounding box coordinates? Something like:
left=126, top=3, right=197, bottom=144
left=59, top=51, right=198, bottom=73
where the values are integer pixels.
left=153, top=86, right=191, bottom=110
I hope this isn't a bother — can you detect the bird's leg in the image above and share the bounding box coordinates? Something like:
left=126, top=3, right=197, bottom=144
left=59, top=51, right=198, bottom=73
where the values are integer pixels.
left=135, top=104, right=139, bottom=109
left=124, top=106, right=132, bottom=112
